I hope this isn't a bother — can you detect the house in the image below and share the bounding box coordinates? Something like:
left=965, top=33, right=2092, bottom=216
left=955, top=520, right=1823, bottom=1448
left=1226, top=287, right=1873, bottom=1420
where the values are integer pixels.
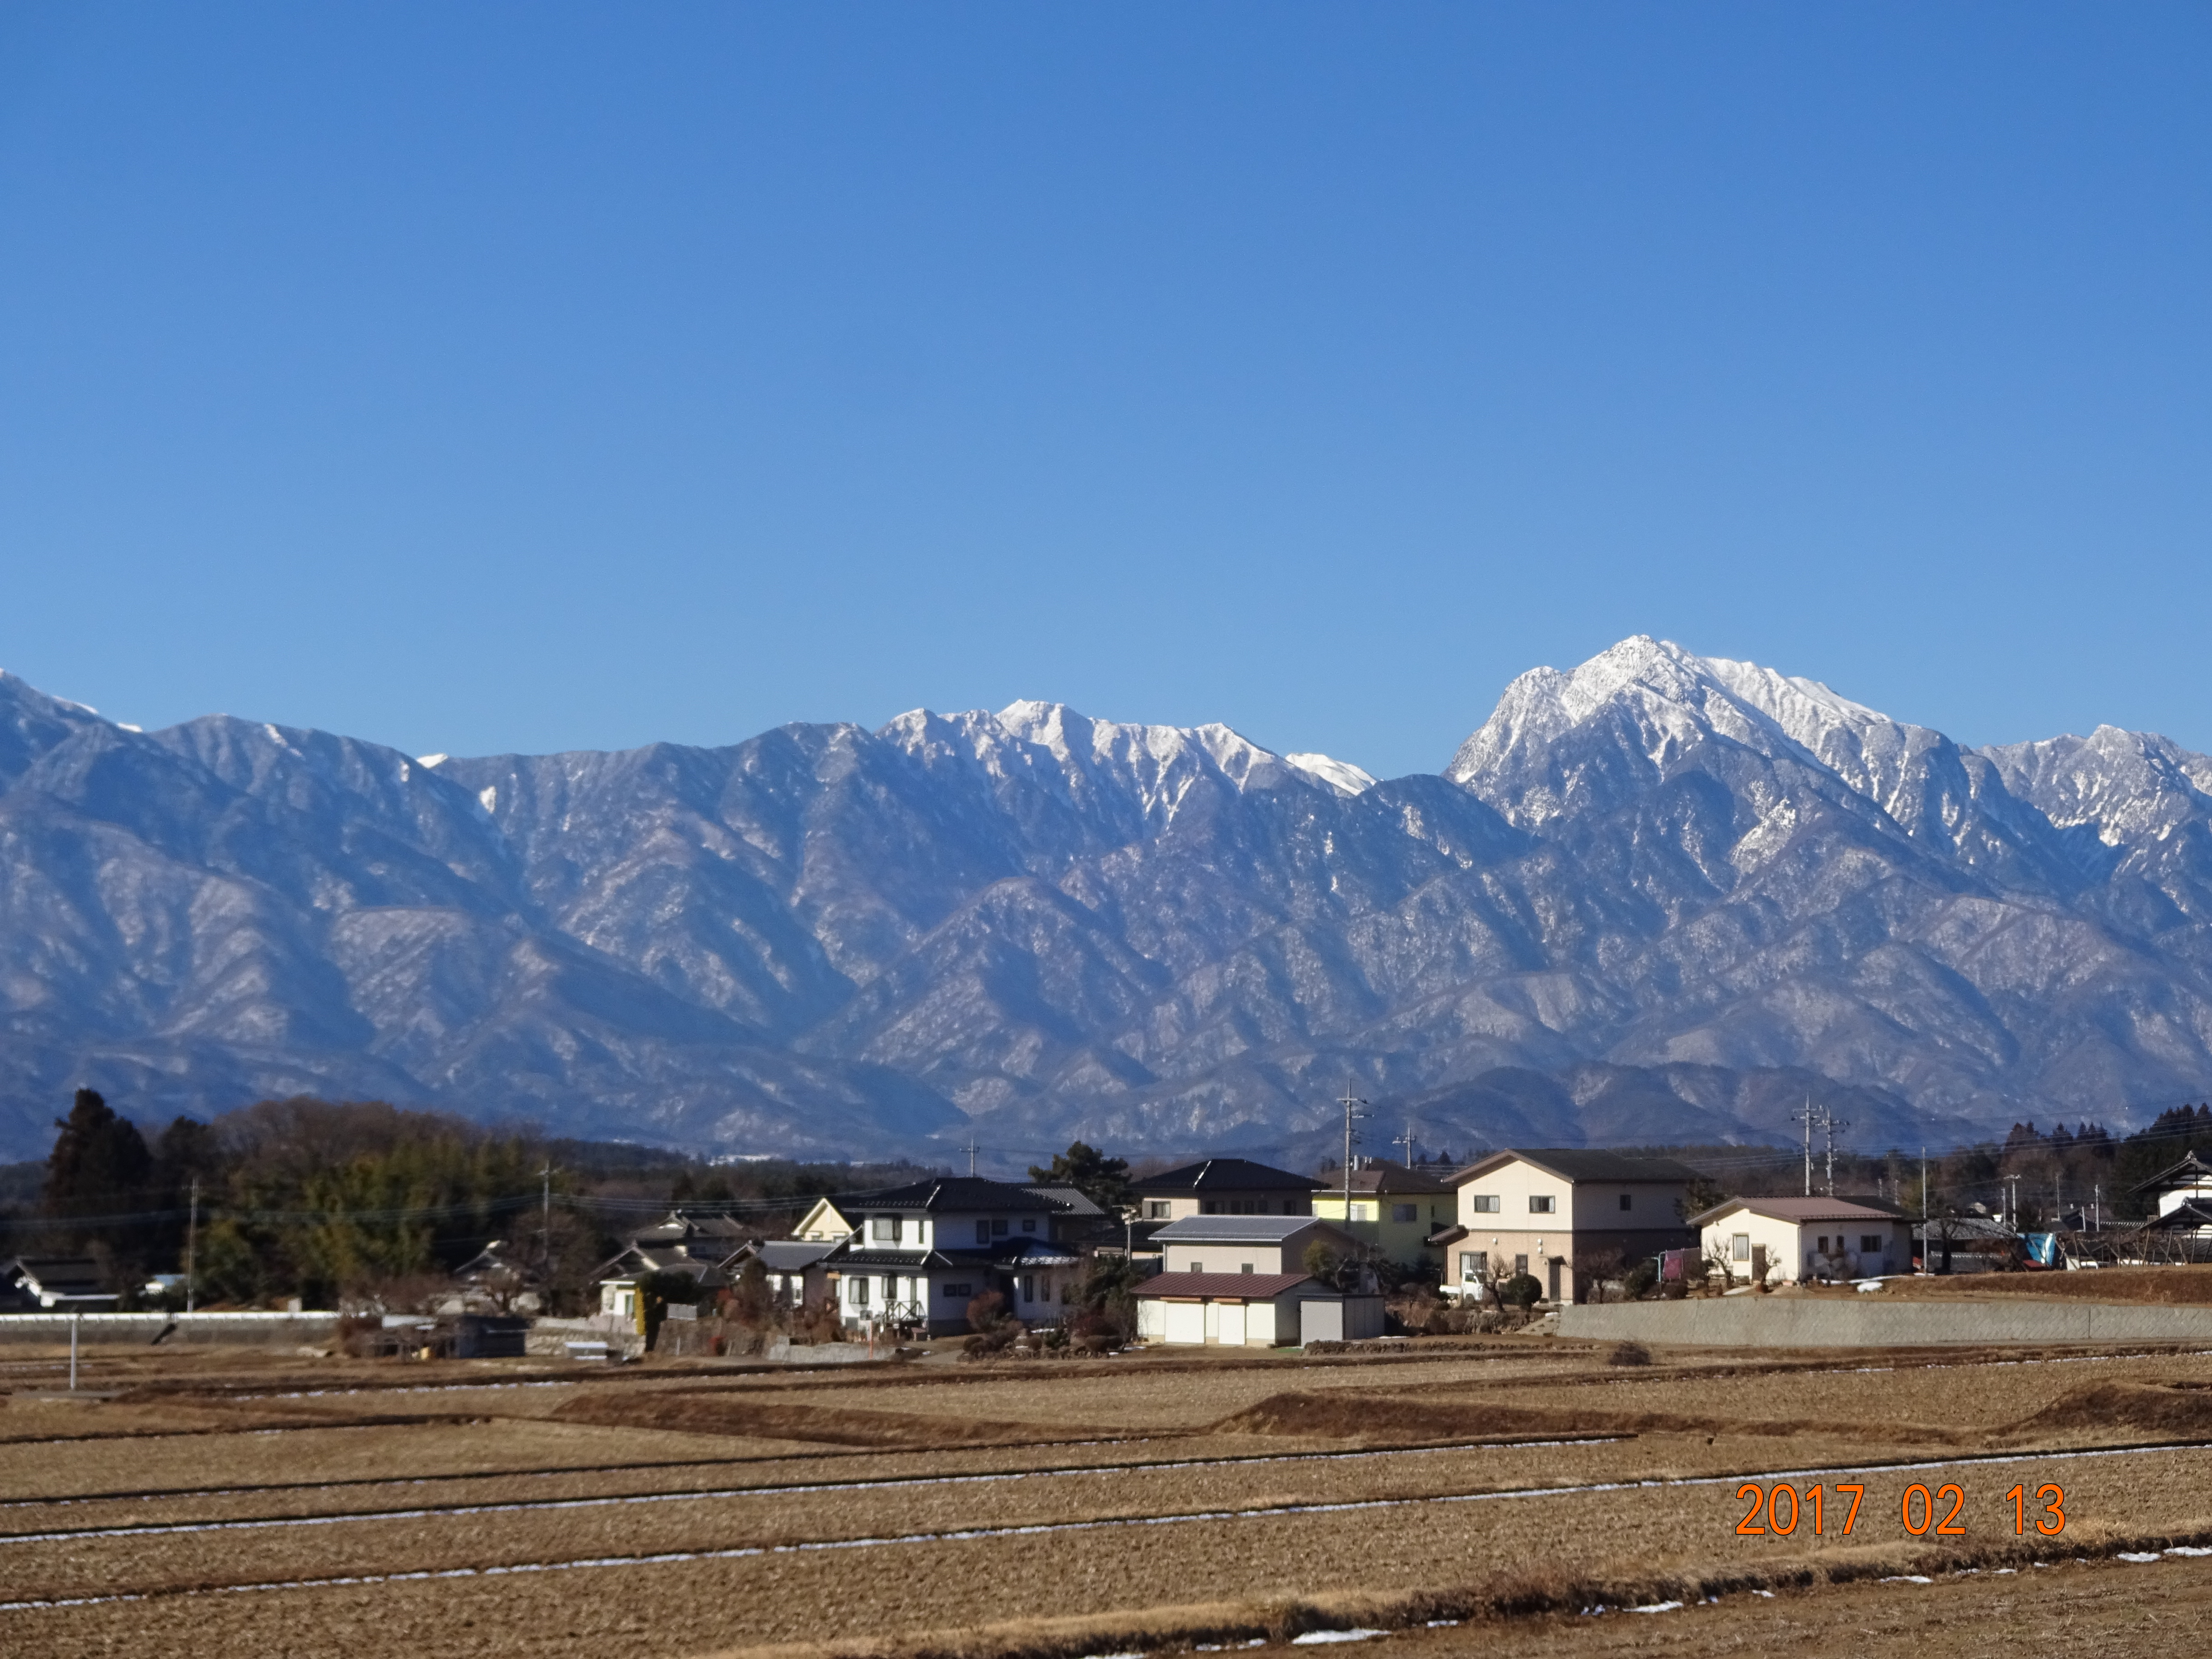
left=1130, top=1158, right=1325, bottom=1222
left=725, top=1237, right=837, bottom=1305
left=1434, top=1149, right=1697, bottom=1304
left=449, top=1239, right=540, bottom=1312
left=1310, top=1160, right=1455, bottom=1267
left=591, top=1211, right=753, bottom=1322
left=1693, top=1197, right=1913, bottom=1284
left=1912, top=1214, right=2023, bottom=1274
left=1, top=1257, right=117, bottom=1310
left=790, top=1195, right=862, bottom=1242
left=1133, top=1272, right=1384, bottom=1347
left=1152, top=1215, right=1359, bottom=1278
left=824, top=1176, right=1088, bottom=1336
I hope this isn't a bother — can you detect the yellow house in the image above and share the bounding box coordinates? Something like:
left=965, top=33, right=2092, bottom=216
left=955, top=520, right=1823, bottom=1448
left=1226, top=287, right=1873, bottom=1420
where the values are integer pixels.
left=1310, top=1160, right=1455, bottom=1268
left=791, top=1195, right=861, bottom=1242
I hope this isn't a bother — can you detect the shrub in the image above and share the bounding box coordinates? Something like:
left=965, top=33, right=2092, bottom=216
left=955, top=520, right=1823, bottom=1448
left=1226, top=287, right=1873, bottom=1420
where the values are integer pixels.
left=1622, top=1261, right=1658, bottom=1300
left=1607, top=1340, right=1652, bottom=1367
left=966, top=1289, right=1008, bottom=1333
left=1659, top=1278, right=1688, bottom=1301
left=1499, top=1273, right=1542, bottom=1308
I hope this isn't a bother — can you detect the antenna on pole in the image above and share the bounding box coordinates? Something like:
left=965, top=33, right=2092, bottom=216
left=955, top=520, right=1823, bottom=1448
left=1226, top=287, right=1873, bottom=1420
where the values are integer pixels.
left=965, top=1136, right=979, bottom=1178
left=1398, top=1120, right=1417, bottom=1167
left=1793, top=1098, right=1815, bottom=1197
left=1820, top=1107, right=1850, bottom=1197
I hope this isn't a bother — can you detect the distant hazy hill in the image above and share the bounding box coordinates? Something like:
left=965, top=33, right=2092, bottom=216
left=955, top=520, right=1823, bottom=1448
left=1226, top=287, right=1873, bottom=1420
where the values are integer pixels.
left=4, top=637, right=2209, bottom=1163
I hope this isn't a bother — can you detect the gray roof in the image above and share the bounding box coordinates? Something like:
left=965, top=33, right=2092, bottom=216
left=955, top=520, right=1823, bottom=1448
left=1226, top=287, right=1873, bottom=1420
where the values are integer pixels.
left=1026, top=1184, right=1108, bottom=1217
left=1151, top=1215, right=1345, bottom=1245
left=843, top=1176, right=1059, bottom=1214
left=740, top=1240, right=838, bottom=1271
left=1455, top=1148, right=1699, bottom=1184
left=1691, top=1196, right=1903, bottom=1227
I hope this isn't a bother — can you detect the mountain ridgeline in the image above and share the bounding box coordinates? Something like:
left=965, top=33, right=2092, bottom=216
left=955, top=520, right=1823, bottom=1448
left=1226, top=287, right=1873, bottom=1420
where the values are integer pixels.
left=5, top=638, right=2212, bottom=1164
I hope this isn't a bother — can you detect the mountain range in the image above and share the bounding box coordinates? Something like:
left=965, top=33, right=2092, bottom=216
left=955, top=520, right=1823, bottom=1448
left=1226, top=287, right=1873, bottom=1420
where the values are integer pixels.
left=4, top=635, right=2211, bottom=1167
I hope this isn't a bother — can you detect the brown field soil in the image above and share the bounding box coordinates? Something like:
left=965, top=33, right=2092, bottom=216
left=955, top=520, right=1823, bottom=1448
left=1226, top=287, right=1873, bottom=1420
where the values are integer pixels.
left=7, top=1336, right=2212, bottom=1657
left=1861, top=1264, right=2212, bottom=1303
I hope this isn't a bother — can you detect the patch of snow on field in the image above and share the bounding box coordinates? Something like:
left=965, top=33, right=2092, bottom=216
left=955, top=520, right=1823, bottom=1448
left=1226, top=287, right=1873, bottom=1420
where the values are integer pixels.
left=1629, top=1602, right=1683, bottom=1614
left=2165, top=1546, right=2212, bottom=1557
left=2119, top=1552, right=2164, bottom=1563
left=1880, top=1576, right=1933, bottom=1584
left=1291, top=1631, right=1386, bottom=1644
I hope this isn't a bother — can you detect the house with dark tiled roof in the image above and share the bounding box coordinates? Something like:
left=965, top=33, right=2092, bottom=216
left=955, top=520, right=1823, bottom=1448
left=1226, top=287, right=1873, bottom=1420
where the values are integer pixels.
left=822, top=1176, right=1087, bottom=1336
left=1129, top=1157, right=1325, bottom=1222
left=1433, top=1149, right=1697, bottom=1305
left=1, top=1256, right=116, bottom=1310
left=1311, top=1158, right=1456, bottom=1267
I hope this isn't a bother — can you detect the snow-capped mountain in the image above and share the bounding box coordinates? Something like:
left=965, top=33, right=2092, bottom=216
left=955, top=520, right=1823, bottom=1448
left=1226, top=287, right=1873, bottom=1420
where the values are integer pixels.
left=3, top=641, right=2210, bottom=1163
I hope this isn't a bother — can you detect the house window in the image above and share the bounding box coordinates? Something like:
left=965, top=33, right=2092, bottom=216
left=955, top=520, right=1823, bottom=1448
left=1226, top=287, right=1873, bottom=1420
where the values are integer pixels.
left=1282, top=1200, right=1298, bottom=1214
left=1514, top=1254, right=1529, bottom=1275
left=1188, top=1259, right=1204, bottom=1273
left=1861, top=1235, right=1884, bottom=1254
left=1021, top=1218, right=1036, bottom=1233
left=1458, top=1251, right=1487, bottom=1280
left=1816, top=1236, right=1829, bottom=1253
left=1147, top=1201, right=1172, bottom=1219
left=1201, top=1200, right=1218, bottom=1214
left=1392, top=1204, right=1416, bottom=1223
left=871, top=1216, right=901, bottom=1243
left=1618, top=1194, right=1633, bottom=1211
left=942, top=1283, right=972, bottom=1298
left=1351, top=1201, right=1377, bottom=1221
left=1471, top=1195, right=1500, bottom=1214
left=1731, top=1233, right=1750, bottom=1261
left=1241, top=1262, right=1254, bottom=1274
left=1019, top=1275, right=1036, bottom=1302
left=1528, top=1195, right=1555, bottom=1214
left=850, top=1278, right=870, bottom=1307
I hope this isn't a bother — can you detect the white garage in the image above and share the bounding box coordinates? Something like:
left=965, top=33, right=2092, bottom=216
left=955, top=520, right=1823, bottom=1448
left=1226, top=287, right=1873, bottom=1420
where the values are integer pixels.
left=1134, top=1271, right=1377, bottom=1348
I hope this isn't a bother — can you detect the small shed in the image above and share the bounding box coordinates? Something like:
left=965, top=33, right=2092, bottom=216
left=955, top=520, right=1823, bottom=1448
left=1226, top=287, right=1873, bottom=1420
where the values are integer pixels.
left=1692, top=1197, right=1912, bottom=1284
left=1133, top=1271, right=1376, bottom=1348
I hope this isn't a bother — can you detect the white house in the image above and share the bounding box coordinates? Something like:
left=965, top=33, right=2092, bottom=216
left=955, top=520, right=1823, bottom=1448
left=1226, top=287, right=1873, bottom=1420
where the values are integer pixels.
left=825, top=1176, right=1087, bottom=1336
left=1692, top=1196, right=1912, bottom=1284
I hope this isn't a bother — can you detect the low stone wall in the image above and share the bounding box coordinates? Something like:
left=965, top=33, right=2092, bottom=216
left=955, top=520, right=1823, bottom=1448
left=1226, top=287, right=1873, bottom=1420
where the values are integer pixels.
left=1556, top=1295, right=2212, bottom=1347
left=0, top=1311, right=342, bottom=1347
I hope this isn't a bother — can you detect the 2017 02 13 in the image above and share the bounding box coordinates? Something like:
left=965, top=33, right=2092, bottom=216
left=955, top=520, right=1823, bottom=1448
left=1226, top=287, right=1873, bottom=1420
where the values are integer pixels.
left=1734, top=1481, right=2067, bottom=1537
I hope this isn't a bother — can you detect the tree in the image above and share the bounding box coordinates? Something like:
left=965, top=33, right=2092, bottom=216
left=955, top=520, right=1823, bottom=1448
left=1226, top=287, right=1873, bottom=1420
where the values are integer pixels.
left=43, top=1088, right=157, bottom=1273
left=1028, top=1142, right=1134, bottom=1213
left=1676, top=1174, right=1728, bottom=1223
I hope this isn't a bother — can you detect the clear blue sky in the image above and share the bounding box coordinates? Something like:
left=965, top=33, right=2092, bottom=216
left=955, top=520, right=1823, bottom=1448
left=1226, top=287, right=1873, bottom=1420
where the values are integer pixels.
left=2, top=6, right=2207, bottom=781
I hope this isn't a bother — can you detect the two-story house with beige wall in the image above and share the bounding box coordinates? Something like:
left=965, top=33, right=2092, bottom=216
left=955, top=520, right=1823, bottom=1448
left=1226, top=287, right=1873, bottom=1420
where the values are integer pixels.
left=1434, top=1149, right=1697, bottom=1304
left=1131, top=1157, right=1325, bottom=1221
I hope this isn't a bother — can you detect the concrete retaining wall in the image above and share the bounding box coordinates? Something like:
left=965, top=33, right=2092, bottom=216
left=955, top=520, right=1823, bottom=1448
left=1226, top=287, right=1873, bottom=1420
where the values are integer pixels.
left=1557, top=1295, right=2212, bottom=1347
left=0, top=1312, right=340, bottom=1347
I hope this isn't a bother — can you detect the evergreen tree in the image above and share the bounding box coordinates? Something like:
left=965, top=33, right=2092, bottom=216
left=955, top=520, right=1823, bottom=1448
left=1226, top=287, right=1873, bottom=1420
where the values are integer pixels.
left=1028, top=1141, right=1134, bottom=1212
left=43, top=1088, right=155, bottom=1236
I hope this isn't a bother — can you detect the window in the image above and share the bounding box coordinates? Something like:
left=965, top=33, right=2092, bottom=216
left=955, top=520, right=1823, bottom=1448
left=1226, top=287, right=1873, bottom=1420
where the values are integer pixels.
left=1618, top=1193, right=1633, bottom=1211
left=1021, top=1218, right=1036, bottom=1233
left=1392, top=1204, right=1417, bottom=1223
left=1861, top=1235, right=1884, bottom=1254
left=1513, top=1254, right=1528, bottom=1275
left=1188, top=1259, right=1204, bottom=1274
left=1731, top=1233, right=1750, bottom=1261
left=1201, top=1200, right=1218, bottom=1214
left=850, top=1278, right=870, bottom=1307
left=942, top=1283, right=972, bottom=1298
left=1241, top=1262, right=1254, bottom=1274
left=1816, top=1236, right=1829, bottom=1253
left=1528, top=1195, right=1556, bottom=1214
left=991, top=1218, right=1008, bottom=1237
left=1147, top=1200, right=1172, bottom=1219
left=1352, top=1201, right=1377, bottom=1221
left=1019, top=1275, right=1036, bottom=1302
left=1458, top=1251, right=1487, bottom=1280
left=1471, top=1195, right=1500, bottom=1214
left=1282, top=1200, right=1298, bottom=1214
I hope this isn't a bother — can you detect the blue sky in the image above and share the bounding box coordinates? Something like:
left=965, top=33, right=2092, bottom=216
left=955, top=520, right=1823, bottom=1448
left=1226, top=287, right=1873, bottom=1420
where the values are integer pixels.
left=2, top=5, right=2207, bottom=781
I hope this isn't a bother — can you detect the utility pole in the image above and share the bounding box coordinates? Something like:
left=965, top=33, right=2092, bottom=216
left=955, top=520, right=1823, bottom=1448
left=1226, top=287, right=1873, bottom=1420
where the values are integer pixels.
left=2094, top=1182, right=2102, bottom=1231
left=540, top=1162, right=553, bottom=1280
left=1398, top=1120, right=1416, bottom=1168
left=184, top=1175, right=201, bottom=1316
left=1340, top=1078, right=1368, bottom=1223
left=965, top=1137, right=979, bottom=1177
left=1795, top=1098, right=1815, bottom=1196
left=1821, top=1108, right=1850, bottom=1198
